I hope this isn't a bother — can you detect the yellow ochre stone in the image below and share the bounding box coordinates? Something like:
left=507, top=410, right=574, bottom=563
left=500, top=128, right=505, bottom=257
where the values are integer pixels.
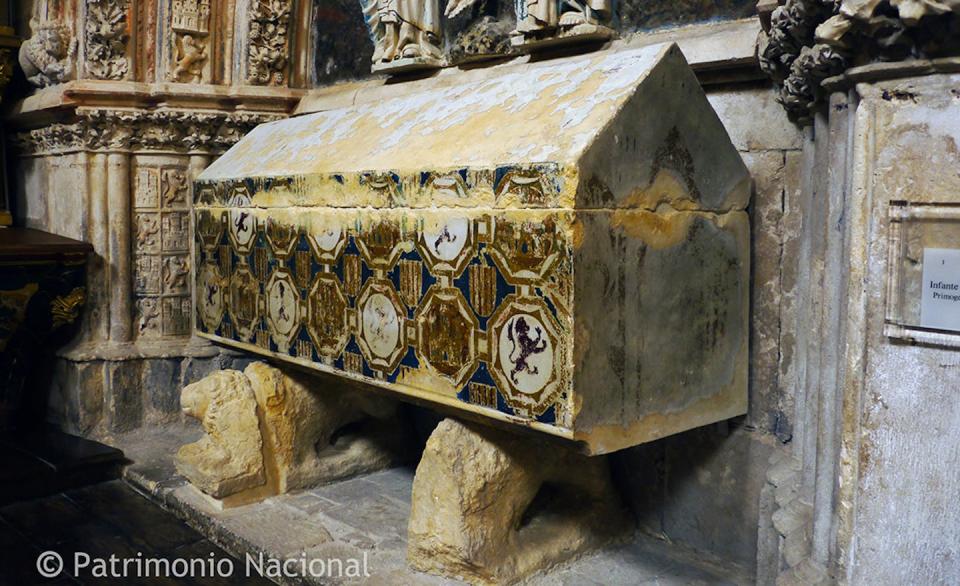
left=193, top=41, right=751, bottom=455
left=176, top=362, right=407, bottom=507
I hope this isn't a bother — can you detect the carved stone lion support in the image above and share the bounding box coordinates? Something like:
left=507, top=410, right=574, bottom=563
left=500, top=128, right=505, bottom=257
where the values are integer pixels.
left=176, top=361, right=410, bottom=508
left=407, top=418, right=632, bottom=584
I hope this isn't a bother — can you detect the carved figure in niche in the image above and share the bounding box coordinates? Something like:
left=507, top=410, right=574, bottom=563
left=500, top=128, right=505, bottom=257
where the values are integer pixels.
left=511, top=0, right=613, bottom=46
left=161, top=169, right=189, bottom=206
left=361, top=0, right=442, bottom=69
left=171, top=0, right=211, bottom=83
left=18, top=19, right=76, bottom=87
left=170, top=34, right=208, bottom=82
left=445, top=0, right=611, bottom=49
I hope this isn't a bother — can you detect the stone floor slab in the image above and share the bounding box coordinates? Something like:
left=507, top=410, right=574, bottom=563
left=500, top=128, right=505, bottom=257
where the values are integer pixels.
left=119, top=425, right=751, bottom=586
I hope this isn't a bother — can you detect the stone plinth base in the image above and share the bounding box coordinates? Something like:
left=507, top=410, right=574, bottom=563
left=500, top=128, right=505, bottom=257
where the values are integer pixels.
left=176, top=362, right=409, bottom=508
left=371, top=55, right=444, bottom=75
left=407, top=418, right=632, bottom=584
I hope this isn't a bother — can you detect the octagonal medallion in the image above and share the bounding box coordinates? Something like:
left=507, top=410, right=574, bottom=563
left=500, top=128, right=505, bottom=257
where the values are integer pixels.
left=228, top=265, right=260, bottom=343
left=226, top=189, right=257, bottom=254
left=306, top=273, right=349, bottom=358
left=195, top=209, right=224, bottom=252
left=196, top=261, right=224, bottom=332
left=265, top=217, right=299, bottom=260
left=355, top=219, right=406, bottom=272
left=417, top=216, right=474, bottom=278
left=306, top=216, right=346, bottom=264
left=265, top=268, right=301, bottom=353
left=415, top=286, right=479, bottom=388
left=488, top=295, right=566, bottom=416
left=487, top=216, right=564, bottom=286
left=356, top=279, right=406, bottom=373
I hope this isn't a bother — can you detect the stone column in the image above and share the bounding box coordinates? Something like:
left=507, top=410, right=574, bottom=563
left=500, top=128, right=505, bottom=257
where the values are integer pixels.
left=757, top=2, right=960, bottom=583
left=8, top=0, right=304, bottom=438
left=107, top=152, right=132, bottom=342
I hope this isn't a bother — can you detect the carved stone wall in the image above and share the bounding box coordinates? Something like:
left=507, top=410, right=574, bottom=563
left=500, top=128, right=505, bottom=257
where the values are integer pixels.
left=8, top=0, right=303, bottom=438
left=758, top=0, right=960, bottom=123
left=18, top=0, right=313, bottom=87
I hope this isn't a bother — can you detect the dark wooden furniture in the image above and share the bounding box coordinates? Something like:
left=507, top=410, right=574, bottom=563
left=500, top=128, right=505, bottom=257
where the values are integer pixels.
left=0, top=227, right=124, bottom=503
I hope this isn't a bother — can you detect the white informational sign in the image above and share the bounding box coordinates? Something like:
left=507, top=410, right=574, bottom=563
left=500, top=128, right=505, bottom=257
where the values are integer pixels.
left=920, top=248, right=960, bottom=332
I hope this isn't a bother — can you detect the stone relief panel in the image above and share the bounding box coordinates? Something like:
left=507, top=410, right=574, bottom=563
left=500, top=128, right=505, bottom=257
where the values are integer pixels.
left=246, top=0, right=293, bottom=85
left=169, top=0, right=212, bottom=82
left=133, top=164, right=193, bottom=340
left=84, top=0, right=132, bottom=80
left=19, top=0, right=77, bottom=87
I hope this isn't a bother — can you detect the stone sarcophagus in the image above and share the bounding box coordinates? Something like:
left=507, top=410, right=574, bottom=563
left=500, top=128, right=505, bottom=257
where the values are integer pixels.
left=192, top=42, right=750, bottom=455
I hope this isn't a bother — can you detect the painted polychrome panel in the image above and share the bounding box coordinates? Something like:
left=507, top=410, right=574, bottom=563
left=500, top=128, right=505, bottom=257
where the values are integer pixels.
left=194, top=200, right=575, bottom=431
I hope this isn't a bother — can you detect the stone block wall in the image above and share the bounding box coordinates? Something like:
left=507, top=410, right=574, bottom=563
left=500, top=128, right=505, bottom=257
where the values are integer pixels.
left=610, top=83, right=802, bottom=572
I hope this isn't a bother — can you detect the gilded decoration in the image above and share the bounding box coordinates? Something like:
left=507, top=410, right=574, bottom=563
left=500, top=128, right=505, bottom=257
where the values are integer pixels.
left=194, top=174, right=575, bottom=426
left=192, top=45, right=753, bottom=451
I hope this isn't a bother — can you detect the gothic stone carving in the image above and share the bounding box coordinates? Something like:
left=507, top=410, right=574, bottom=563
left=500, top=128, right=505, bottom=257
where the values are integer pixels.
left=134, top=165, right=192, bottom=340
left=14, top=109, right=283, bottom=155
left=408, top=418, right=631, bottom=583
left=246, top=0, right=292, bottom=85
left=170, top=0, right=212, bottom=82
left=177, top=362, right=407, bottom=506
left=444, top=0, right=615, bottom=50
left=19, top=17, right=77, bottom=87
left=361, top=0, right=443, bottom=72
left=758, top=0, right=960, bottom=123
left=85, top=0, right=131, bottom=80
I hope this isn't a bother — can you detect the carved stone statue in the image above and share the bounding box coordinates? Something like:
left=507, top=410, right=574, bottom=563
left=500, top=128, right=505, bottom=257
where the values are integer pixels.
left=18, top=18, right=76, bottom=87
left=361, top=0, right=442, bottom=71
left=444, top=0, right=613, bottom=49
left=512, top=0, right=613, bottom=45
left=170, top=34, right=208, bottom=82
left=176, top=361, right=410, bottom=506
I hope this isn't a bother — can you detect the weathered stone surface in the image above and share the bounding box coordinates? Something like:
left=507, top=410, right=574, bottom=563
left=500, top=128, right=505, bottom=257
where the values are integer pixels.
left=619, top=0, right=754, bottom=33
left=244, top=362, right=407, bottom=494
left=708, top=88, right=804, bottom=152
left=177, top=362, right=408, bottom=505
left=196, top=42, right=750, bottom=455
left=614, top=426, right=776, bottom=571
left=743, top=150, right=786, bottom=434
left=49, top=359, right=106, bottom=437
left=408, top=418, right=631, bottom=584
left=143, top=358, right=181, bottom=422
left=176, top=369, right=265, bottom=500
left=106, top=360, right=144, bottom=433
left=834, top=75, right=960, bottom=585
